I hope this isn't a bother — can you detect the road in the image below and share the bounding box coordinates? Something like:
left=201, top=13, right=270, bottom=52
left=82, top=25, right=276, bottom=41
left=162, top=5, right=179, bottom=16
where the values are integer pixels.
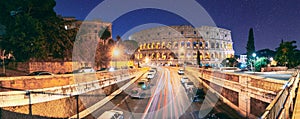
left=86, top=66, right=243, bottom=119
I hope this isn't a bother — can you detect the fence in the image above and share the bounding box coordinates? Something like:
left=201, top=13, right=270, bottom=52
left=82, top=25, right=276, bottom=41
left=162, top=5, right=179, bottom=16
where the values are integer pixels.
left=260, top=70, right=300, bottom=119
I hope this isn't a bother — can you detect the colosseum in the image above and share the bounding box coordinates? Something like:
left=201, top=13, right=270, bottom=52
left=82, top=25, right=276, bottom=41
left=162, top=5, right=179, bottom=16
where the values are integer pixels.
left=129, top=25, right=235, bottom=67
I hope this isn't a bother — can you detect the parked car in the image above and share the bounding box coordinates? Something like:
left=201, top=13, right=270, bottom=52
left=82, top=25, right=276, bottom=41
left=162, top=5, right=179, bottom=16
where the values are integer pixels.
left=77, top=67, right=96, bottom=73
left=138, top=79, right=150, bottom=90
left=184, top=81, right=194, bottom=90
left=180, top=76, right=189, bottom=84
left=178, top=69, right=184, bottom=75
left=27, top=71, right=54, bottom=76
left=149, top=69, right=156, bottom=74
left=147, top=69, right=157, bottom=79
left=130, top=88, right=146, bottom=99
left=193, top=88, right=205, bottom=102
left=97, top=68, right=107, bottom=72
left=147, top=73, right=155, bottom=79
left=98, top=110, right=124, bottom=119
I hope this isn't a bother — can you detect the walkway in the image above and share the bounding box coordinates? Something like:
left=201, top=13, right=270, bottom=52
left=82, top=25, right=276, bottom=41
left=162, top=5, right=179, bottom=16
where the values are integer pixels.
left=292, top=72, right=300, bottom=119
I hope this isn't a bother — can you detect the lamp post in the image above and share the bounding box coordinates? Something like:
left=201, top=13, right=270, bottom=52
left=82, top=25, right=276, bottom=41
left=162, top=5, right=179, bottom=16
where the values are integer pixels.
left=252, top=53, right=256, bottom=72
left=2, top=50, right=5, bottom=74
left=226, top=59, right=229, bottom=67
left=180, top=47, right=186, bottom=71
left=113, top=48, right=120, bottom=70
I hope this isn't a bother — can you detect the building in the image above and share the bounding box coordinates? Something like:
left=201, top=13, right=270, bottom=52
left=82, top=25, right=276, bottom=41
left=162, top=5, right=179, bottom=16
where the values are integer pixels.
left=129, top=25, right=235, bottom=67
left=61, top=16, right=112, bottom=43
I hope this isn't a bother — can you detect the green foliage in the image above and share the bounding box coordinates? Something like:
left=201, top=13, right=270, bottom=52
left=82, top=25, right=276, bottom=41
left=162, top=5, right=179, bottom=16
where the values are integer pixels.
left=2, top=14, right=47, bottom=61
left=246, top=28, right=255, bottom=61
left=0, top=0, right=75, bottom=61
left=98, top=26, right=111, bottom=44
left=254, top=57, right=268, bottom=72
left=275, top=40, right=298, bottom=68
left=221, top=58, right=238, bottom=67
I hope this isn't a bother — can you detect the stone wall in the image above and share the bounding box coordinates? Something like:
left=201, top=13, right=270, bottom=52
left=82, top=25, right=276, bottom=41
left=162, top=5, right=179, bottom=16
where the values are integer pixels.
left=250, top=97, right=269, bottom=117
left=8, top=62, right=91, bottom=74
left=193, top=67, right=287, bottom=118
left=261, top=66, right=288, bottom=72
left=0, top=68, right=142, bottom=91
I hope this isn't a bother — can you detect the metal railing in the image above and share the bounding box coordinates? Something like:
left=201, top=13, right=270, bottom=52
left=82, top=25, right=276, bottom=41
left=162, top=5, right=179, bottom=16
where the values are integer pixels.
left=260, top=70, right=300, bottom=119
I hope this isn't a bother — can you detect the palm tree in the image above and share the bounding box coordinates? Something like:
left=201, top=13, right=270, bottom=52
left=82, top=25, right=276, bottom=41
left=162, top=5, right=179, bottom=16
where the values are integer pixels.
left=98, top=26, right=111, bottom=45
left=275, top=40, right=297, bottom=68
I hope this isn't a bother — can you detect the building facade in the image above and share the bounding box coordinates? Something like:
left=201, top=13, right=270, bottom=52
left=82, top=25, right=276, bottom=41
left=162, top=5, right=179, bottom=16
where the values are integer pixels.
left=129, top=25, right=235, bottom=67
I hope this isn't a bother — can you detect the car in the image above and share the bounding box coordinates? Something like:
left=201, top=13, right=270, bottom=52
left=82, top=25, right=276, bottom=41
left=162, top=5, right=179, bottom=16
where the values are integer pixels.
left=130, top=88, right=146, bottom=99
left=149, top=69, right=156, bottom=74
left=147, top=73, right=155, bottom=79
left=178, top=69, right=184, bottom=75
left=77, top=67, right=96, bottom=73
left=27, top=71, right=54, bottom=76
left=97, top=68, right=107, bottom=72
left=138, top=79, right=149, bottom=90
left=192, top=88, right=205, bottom=102
left=98, top=110, right=124, bottom=119
left=181, top=76, right=189, bottom=84
left=184, top=81, right=194, bottom=90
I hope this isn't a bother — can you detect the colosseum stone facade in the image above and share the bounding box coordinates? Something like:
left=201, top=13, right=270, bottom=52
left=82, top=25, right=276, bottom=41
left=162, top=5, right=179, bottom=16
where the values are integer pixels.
left=129, top=25, right=235, bottom=67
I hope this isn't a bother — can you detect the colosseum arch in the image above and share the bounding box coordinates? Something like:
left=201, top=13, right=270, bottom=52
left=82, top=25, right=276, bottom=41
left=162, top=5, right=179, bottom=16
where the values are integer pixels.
left=174, top=42, right=178, bottom=48
left=186, top=41, right=191, bottom=48
left=214, top=52, right=218, bottom=59
left=205, top=41, right=209, bottom=48
left=210, top=42, right=215, bottom=48
left=156, top=42, right=160, bottom=49
left=180, top=41, right=185, bottom=48
left=167, top=42, right=172, bottom=49
left=205, top=52, right=210, bottom=59
left=161, top=42, right=165, bottom=49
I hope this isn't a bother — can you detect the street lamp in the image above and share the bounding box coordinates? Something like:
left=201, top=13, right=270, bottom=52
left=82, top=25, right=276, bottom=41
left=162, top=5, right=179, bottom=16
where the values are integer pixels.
left=251, top=53, right=256, bottom=72
left=226, top=59, right=229, bottom=67
left=180, top=47, right=187, bottom=70
left=113, top=48, right=120, bottom=69
left=145, top=57, right=150, bottom=63
left=2, top=50, right=5, bottom=74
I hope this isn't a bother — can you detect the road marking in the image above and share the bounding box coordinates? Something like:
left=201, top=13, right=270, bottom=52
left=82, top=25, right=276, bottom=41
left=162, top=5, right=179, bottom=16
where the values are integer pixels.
left=142, top=69, right=165, bottom=119
left=112, top=95, right=129, bottom=110
left=69, top=71, right=146, bottom=119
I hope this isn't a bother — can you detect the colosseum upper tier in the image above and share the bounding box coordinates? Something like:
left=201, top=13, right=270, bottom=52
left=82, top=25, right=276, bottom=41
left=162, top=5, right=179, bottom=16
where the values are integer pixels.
left=129, top=25, right=235, bottom=67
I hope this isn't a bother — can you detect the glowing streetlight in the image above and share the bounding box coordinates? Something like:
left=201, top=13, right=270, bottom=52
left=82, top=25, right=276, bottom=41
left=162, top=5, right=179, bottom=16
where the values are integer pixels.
left=113, top=48, right=120, bottom=56
left=113, top=48, right=120, bottom=69
left=251, top=53, right=257, bottom=72
left=145, top=57, right=150, bottom=63
left=252, top=53, right=256, bottom=58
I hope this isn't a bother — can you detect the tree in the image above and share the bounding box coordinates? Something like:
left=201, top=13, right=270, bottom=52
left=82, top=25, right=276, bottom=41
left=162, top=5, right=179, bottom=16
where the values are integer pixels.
left=116, top=35, right=121, bottom=43
left=275, top=40, right=298, bottom=68
left=221, top=58, right=238, bottom=67
left=98, top=26, right=111, bottom=45
left=246, top=28, right=255, bottom=61
left=0, top=0, right=73, bottom=61
left=254, top=57, right=268, bottom=72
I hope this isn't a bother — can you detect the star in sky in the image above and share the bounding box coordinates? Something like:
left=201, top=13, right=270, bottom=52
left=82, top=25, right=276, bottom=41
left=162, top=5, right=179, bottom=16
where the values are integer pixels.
left=54, top=0, right=300, bottom=54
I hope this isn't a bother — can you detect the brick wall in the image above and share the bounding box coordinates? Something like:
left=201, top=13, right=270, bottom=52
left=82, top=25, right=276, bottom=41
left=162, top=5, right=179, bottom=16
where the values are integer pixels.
left=8, top=62, right=91, bottom=74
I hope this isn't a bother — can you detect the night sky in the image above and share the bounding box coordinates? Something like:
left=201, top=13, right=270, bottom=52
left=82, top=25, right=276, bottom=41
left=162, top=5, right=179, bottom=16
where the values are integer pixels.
left=54, top=0, right=300, bottom=54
